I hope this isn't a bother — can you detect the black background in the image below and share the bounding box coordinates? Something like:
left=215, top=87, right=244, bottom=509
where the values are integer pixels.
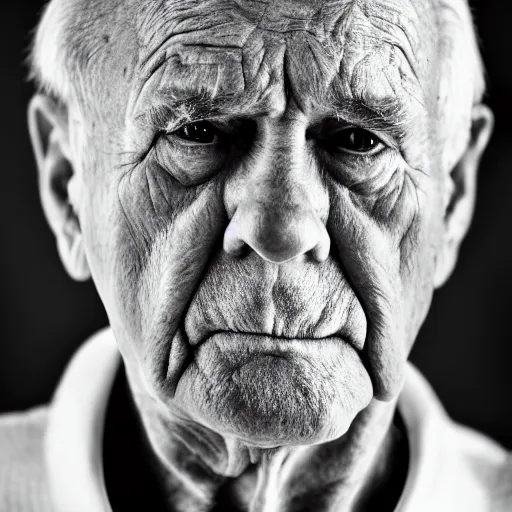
left=1, top=1, right=510, bottom=448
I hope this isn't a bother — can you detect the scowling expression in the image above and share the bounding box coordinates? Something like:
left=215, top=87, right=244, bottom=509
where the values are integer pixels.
left=31, top=0, right=491, bottom=448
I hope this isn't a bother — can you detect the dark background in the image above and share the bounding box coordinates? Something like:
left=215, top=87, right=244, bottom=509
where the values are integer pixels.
left=1, top=2, right=510, bottom=448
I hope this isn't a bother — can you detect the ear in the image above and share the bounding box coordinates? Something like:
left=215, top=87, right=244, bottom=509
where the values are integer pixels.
left=434, top=104, right=494, bottom=288
left=28, top=94, right=91, bottom=281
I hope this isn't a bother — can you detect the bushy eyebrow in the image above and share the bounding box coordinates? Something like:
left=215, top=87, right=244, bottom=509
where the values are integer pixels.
left=136, top=91, right=260, bottom=131
left=328, top=96, right=412, bottom=141
left=137, top=88, right=412, bottom=141
left=136, top=86, right=291, bottom=134
left=138, top=94, right=225, bottom=130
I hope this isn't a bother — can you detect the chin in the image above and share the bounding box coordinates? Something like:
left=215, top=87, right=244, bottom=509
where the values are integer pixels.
left=172, top=333, right=374, bottom=446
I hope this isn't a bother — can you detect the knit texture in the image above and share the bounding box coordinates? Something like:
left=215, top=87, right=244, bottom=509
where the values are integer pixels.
left=0, top=407, right=52, bottom=512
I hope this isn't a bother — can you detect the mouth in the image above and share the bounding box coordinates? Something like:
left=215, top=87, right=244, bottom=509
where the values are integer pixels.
left=189, top=328, right=364, bottom=352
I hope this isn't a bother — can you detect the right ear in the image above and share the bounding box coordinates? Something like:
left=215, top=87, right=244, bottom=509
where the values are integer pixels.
left=28, top=94, right=91, bottom=281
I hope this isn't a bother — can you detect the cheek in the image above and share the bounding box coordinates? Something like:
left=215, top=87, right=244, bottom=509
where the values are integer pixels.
left=397, top=172, right=445, bottom=347
left=325, top=156, right=443, bottom=398
left=386, top=166, right=444, bottom=340
left=83, top=160, right=227, bottom=387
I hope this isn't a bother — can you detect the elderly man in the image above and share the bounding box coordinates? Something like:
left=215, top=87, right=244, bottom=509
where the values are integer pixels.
left=1, top=0, right=510, bottom=510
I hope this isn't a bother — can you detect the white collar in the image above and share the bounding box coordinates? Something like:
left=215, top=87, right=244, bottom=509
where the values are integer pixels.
left=45, top=328, right=118, bottom=512
left=44, top=327, right=449, bottom=512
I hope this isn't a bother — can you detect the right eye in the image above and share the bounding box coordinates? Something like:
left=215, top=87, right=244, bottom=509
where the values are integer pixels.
left=153, top=121, right=230, bottom=186
left=154, top=118, right=255, bottom=187
left=172, top=121, right=220, bottom=144
left=325, top=127, right=385, bottom=155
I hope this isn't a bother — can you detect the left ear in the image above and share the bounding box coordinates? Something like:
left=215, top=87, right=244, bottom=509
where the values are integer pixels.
left=28, top=94, right=91, bottom=282
left=434, top=104, right=494, bottom=288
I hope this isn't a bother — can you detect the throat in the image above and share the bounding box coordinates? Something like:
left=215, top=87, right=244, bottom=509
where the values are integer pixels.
left=103, top=365, right=408, bottom=512
left=351, top=413, right=409, bottom=512
left=103, top=365, right=170, bottom=512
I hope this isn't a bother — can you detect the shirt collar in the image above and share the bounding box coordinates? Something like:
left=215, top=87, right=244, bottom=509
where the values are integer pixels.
left=45, top=327, right=118, bottom=512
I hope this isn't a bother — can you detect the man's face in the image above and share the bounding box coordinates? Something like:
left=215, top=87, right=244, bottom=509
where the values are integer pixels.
left=71, top=0, right=444, bottom=445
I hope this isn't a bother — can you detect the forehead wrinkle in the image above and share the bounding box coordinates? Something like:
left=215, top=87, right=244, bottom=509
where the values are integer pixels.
left=277, top=0, right=437, bottom=115
left=348, top=1, right=429, bottom=77
left=341, top=1, right=435, bottom=93
left=129, top=0, right=436, bottom=133
left=134, top=0, right=349, bottom=83
left=277, top=1, right=430, bottom=125
left=126, top=1, right=257, bottom=124
left=136, top=0, right=256, bottom=75
left=322, top=0, right=436, bottom=127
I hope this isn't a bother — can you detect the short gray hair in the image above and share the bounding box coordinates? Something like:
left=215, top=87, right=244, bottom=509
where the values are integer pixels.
left=29, top=0, right=116, bottom=108
left=436, top=0, right=487, bottom=168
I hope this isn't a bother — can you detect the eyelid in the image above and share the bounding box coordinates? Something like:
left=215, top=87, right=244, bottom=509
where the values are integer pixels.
left=326, top=126, right=388, bottom=156
left=319, top=116, right=401, bottom=150
left=164, top=118, right=232, bottom=135
left=164, top=120, right=197, bottom=135
left=163, top=120, right=223, bottom=147
left=167, top=134, right=218, bottom=147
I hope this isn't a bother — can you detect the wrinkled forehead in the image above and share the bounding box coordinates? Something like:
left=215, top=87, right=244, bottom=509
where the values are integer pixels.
left=124, top=0, right=438, bottom=123
left=135, top=0, right=436, bottom=66
left=73, top=0, right=439, bottom=130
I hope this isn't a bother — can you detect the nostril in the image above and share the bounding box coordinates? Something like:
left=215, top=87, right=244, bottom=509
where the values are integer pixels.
left=309, top=224, right=331, bottom=263
left=223, top=220, right=246, bottom=256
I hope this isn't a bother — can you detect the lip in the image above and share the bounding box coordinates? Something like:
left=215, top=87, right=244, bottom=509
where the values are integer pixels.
left=194, top=333, right=363, bottom=365
left=188, top=328, right=364, bottom=352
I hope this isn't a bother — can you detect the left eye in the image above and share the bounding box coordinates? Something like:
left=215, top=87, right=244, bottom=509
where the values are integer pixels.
left=172, top=121, right=219, bottom=144
left=331, top=128, right=382, bottom=153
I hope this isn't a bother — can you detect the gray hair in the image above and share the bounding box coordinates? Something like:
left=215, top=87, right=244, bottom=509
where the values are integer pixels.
left=436, top=0, right=486, bottom=168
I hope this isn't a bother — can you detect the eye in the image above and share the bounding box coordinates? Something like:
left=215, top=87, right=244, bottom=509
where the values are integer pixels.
left=331, top=128, right=382, bottom=154
left=172, top=121, right=219, bottom=144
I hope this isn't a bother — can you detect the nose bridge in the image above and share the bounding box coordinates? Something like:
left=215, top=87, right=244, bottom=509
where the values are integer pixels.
left=256, top=141, right=312, bottom=214
left=223, top=126, right=330, bottom=263
left=229, top=122, right=327, bottom=218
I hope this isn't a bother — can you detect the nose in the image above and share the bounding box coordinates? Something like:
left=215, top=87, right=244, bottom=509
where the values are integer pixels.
left=223, top=136, right=330, bottom=264
left=224, top=200, right=330, bottom=263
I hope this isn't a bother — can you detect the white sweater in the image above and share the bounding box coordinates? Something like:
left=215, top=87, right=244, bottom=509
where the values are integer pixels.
left=1, top=328, right=511, bottom=512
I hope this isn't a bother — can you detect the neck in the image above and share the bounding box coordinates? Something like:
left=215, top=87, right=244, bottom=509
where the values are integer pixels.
left=104, top=366, right=408, bottom=512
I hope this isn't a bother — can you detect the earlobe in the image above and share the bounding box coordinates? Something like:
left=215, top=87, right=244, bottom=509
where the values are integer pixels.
left=434, top=104, right=494, bottom=288
left=28, top=94, right=91, bottom=281
left=57, top=229, right=90, bottom=282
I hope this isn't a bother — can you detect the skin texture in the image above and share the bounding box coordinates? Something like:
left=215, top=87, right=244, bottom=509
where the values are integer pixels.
left=28, top=0, right=494, bottom=510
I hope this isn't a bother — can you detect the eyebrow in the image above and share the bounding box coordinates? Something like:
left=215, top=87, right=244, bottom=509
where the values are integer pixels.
left=136, top=91, right=255, bottom=131
left=136, top=88, right=413, bottom=141
left=328, top=95, right=413, bottom=141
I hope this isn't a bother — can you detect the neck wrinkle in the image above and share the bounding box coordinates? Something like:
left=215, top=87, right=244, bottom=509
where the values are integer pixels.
left=132, top=402, right=237, bottom=510
left=248, top=400, right=401, bottom=512
left=130, top=378, right=403, bottom=512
